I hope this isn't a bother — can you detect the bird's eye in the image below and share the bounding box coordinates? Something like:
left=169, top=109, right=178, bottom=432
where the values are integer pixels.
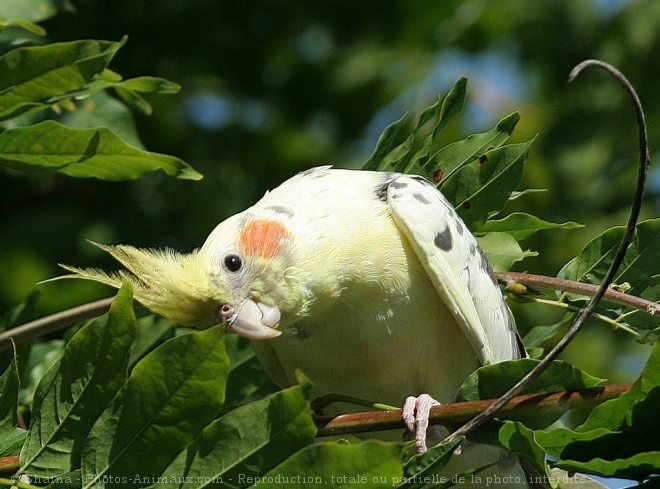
left=223, top=254, right=243, bottom=272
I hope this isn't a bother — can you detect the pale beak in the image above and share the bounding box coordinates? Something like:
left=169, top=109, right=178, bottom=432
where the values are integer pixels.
left=220, top=299, right=282, bottom=340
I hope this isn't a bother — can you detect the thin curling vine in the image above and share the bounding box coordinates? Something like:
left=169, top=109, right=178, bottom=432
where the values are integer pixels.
left=444, top=59, right=652, bottom=444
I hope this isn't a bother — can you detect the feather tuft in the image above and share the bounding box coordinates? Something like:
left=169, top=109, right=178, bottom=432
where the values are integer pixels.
left=53, top=241, right=221, bottom=328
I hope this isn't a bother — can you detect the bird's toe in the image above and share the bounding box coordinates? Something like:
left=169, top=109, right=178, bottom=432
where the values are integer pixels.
left=402, top=394, right=443, bottom=453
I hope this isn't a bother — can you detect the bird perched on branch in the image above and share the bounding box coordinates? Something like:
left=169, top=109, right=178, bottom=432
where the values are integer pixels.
left=63, top=166, right=528, bottom=487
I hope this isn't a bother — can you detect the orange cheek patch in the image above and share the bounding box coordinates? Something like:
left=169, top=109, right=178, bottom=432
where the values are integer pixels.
left=239, top=218, right=292, bottom=258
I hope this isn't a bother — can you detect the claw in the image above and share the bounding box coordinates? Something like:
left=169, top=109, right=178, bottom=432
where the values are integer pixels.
left=402, top=394, right=443, bottom=453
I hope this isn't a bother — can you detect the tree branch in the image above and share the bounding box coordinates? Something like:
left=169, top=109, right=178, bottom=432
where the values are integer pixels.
left=496, top=271, right=660, bottom=317
left=315, top=382, right=632, bottom=437
left=0, top=298, right=115, bottom=350
left=444, top=60, right=651, bottom=444
left=2, top=269, right=658, bottom=352
left=0, top=455, right=19, bottom=474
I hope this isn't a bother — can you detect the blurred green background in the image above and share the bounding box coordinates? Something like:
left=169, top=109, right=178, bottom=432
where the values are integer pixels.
left=1, top=1, right=659, bottom=387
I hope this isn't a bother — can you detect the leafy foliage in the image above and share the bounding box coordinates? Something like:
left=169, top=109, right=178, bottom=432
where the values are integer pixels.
left=0, top=30, right=200, bottom=181
left=19, top=282, right=136, bottom=477
left=0, top=74, right=656, bottom=489
left=0, top=352, right=24, bottom=457
left=479, top=213, right=582, bottom=241
left=559, top=219, right=660, bottom=340
left=0, top=120, right=199, bottom=180
left=500, top=340, right=660, bottom=482
left=456, top=359, right=604, bottom=429
left=1, top=4, right=660, bottom=488
left=0, top=0, right=75, bottom=23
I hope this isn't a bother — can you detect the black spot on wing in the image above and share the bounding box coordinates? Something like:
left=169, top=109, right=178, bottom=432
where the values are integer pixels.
left=434, top=227, right=453, bottom=251
left=455, top=219, right=464, bottom=236
left=474, top=245, right=498, bottom=287
left=413, top=192, right=431, bottom=204
left=390, top=180, right=408, bottom=189
left=375, top=172, right=400, bottom=202
left=410, top=174, right=456, bottom=213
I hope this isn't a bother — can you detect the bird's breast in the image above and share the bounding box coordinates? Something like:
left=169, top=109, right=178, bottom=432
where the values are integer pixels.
left=252, top=223, right=479, bottom=407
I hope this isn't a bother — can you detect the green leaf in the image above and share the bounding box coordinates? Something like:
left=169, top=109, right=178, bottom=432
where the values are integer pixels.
left=400, top=437, right=463, bottom=489
left=478, top=213, right=582, bottom=241
left=549, top=469, right=610, bottom=489
left=560, top=227, right=622, bottom=285
left=442, top=139, right=532, bottom=230
left=456, top=359, right=604, bottom=428
left=364, top=77, right=467, bottom=173
left=48, top=70, right=181, bottom=117
left=81, top=326, right=229, bottom=489
left=430, top=112, right=520, bottom=186
left=561, top=218, right=660, bottom=287
left=522, top=321, right=567, bottom=349
left=262, top=440, right=403, bottom=489
left=457, top=359, right=605, bottom=402
left=625, top=275, right=660, bottom=333
left=560, top=218, right=660, bottom=332
left=363, top=113, right=408, bottom=171
left=19, top=283, right=137, bottom=477
left=476, top=232, right=537, bottom=271
left=224, top=335, right=274, bottom=406
left=111, top=77, right=180, bottom=115
left=403, top=79, right=467, bottom=175
left=557, top=452, right=660, bottom=480
left=432, top=76, right=467, bottom=137
left=0, top=427, right=26, bottom=457
left=43, top=470, right=82, bottom=489
left=59, top=91, right=144, bottom=148
left=116, top=76, right=181, bottom=95
left=0, top=120, right=202, bottom=180
left=113, top=85, right=153, bottom=115
left=0, top=291, right=40, bottom=373
left=0, top=352, right=25, bottom=457
left=499, top=422, right=556, bottom=488
left=530, top=340, right=660, bottom=480
left=127, top=315, right=174, bottom=368
left=508, top=188, right=546, bottom=200
left=0, top=0, right=75, bottom=22
left=36, top=70, right=180, bottom=114
left=0, top=38, right=126, bottom=121
left=154, top=385, right=316, bottom=488
left=578, top=333, right=660, bottom=433
left=0, top=349, right=19, bottom=429
left=0, top=18, right=47, bottom=36
left=378, top=133, right=415, bottom=173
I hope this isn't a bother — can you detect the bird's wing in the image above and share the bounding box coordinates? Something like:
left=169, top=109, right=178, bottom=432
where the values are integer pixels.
left=386, top=174, right=523, bottom=365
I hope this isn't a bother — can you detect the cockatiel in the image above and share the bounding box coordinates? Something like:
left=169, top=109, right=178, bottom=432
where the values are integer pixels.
left=63, top=166, right=528, bottom=486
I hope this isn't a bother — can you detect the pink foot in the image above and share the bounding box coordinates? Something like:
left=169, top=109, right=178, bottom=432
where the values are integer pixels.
left=402, top=394, right=443, bottom=453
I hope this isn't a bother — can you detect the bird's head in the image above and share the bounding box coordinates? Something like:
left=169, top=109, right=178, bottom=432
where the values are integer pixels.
left=60, top=215, right=304, bottom=340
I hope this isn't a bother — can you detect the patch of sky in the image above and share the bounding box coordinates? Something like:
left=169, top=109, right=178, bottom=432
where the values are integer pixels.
left=183, top=92, right=233, bottom=131
left=297, top=25, right=334, bottom=63
left=183, top=93, right=268, bottom=132
left=361, top=46, right=535, bottom=157
left=593, top=0, right=633, bottom=19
